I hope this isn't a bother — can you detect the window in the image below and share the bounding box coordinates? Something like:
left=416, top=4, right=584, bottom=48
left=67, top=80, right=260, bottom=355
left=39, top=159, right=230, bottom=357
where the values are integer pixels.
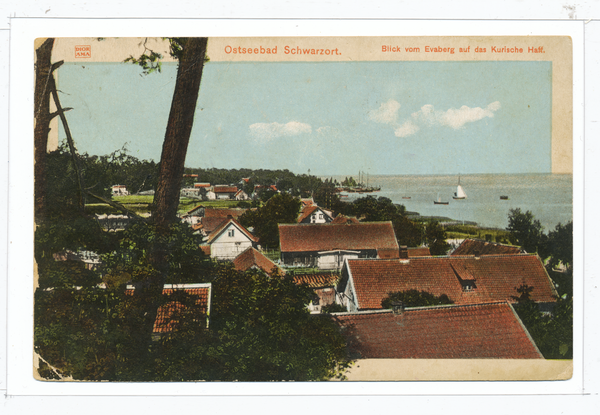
left=228, top=229, right=235, bottom=237
left=319, top=213, right=324, bottom=220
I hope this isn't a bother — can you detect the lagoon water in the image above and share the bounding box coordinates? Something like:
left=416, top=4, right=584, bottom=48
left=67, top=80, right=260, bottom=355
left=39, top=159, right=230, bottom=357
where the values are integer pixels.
left=336, top=174, right=573, bottom=231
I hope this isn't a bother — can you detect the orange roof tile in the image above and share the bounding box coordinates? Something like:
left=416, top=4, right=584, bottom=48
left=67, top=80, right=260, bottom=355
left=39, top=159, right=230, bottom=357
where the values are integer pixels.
left=279, top=222, right=399, bottom=253
left=408, top=247, right=431, bottom=257
left=125, top=284, right=211, bottom=333
left=233, top=247, right=284, bottom=275
left=213, top=186, right=238, bottom=193
left=292, top=273, right=339, bottom=288
left=345, top=254, right=557, bottom=310
left=200, top=217, right=228, bottom=234
left=333, top=302, right=542, bottom=359
left=451, top=239, right=524, bottom=256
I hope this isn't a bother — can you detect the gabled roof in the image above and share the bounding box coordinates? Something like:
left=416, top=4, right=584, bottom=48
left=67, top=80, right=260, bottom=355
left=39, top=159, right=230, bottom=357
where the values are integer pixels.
left=297, top=205, right=333, bottom=223
left=207, top=219, right=258, bottom=244
left=233, top=247, right=284, bottom=275
left=203, top=208, right=246, bottom=219
left=200, top=217, right=229, bottom=234
left=293, top=273, right=339, bottom=288
left=213, top=186, right=238, bottom=193
left=333, top=302, right=542, bottom=359
left=331, top=215, right=360, bottom=225
left=278, top=222, right=399, bottom=253
left=187, top=204, right=204, bottom=215
left=452, top=239, right=524, bottom=256
left=345, top=254, right=557, bottom=310
left=125, top=283, right=211, bottom=333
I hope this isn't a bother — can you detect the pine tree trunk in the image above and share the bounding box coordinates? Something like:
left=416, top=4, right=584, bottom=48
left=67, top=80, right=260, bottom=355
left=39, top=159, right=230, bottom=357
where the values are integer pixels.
left=152, top=38, right=208, bottom=230
left=34, top=38, right=55, bottom=222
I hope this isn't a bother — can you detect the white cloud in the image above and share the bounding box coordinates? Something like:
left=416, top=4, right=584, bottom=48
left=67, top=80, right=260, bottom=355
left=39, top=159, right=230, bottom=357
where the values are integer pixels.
left=411, top=102, right=501, bottom=130
left=316, top=126, right=339, bottom=136
left=368, top=99, right=401, bottom=124
left=249, top=121, right=312, bottom=140
left=394, top=121, right=420, bottom=138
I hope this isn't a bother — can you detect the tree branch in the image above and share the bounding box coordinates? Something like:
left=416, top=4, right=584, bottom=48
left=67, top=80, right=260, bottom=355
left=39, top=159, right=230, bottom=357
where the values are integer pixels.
left=48, top=72, right=86, bottom=212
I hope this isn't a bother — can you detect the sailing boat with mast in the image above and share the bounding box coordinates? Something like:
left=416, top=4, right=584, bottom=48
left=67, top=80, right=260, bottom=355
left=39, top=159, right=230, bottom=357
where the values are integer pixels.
left=453, top=175, right=467, bottom=200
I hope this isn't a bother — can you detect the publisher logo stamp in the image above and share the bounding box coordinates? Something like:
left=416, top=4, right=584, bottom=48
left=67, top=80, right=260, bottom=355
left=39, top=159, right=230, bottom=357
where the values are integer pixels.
left=75, top=45, right=91, bottom=58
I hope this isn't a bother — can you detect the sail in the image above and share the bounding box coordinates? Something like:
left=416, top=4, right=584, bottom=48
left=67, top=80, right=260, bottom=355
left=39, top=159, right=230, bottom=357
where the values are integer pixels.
left=455, top=184, right=467, bottom=199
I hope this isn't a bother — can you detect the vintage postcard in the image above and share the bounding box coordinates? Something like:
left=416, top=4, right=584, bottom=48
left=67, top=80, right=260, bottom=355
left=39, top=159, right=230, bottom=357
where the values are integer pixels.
left=32, top=36, right=573, bottom=382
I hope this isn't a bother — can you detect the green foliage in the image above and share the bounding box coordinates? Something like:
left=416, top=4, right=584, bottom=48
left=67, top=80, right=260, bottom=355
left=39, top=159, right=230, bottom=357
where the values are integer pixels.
left=101, top=222, right=213, bottom=286
left=507, top=208, right=544, bottom=253
left=425, top=221, right=451, bottom=255
left=381, top=289, right=454, bottom=309
left=239, top=193, right=301, bottom=249
left=541, top=221, right=573, bottom=270
left=512, top=283, right=573, bottom=359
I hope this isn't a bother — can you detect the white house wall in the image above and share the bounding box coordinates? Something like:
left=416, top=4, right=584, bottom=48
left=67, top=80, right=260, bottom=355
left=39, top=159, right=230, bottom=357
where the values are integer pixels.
left=210, top=224, right=255, bottom=260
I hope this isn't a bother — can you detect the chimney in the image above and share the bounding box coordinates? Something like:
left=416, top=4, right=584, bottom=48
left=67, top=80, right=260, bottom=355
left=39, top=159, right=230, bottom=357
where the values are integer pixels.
left=391, top=300, right=405, bottom=315
left=399, top=246, right=409, bottom=259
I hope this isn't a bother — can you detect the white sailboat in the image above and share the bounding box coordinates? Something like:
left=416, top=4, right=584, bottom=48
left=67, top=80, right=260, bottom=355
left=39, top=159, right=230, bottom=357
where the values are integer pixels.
left=453, top=175, right=467, bottom=200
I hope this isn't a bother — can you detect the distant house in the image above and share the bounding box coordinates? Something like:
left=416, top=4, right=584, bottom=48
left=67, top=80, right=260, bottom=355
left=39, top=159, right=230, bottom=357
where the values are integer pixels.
left=213, top=185, right=238, bottom=200
left=293, top=273, right=339, bottom=314
left=278, top=222, right=400, bottom=270
left=53, top=249, right=101, bottom=271
left=451, top=238, right=525, bottom=256
left=194, top=182, right=211, bottom=188
left=333, top=302, right=543, bottom=359
left=95, top=214, right=133, bottom=231
left=111, top=184, right=129, bottom=196
left=204, top=207, right=247, bottom=219
left=338, top=254, right=558, bottom=312
left=297, top=205, right=333, bottom=224
left=125, top=283, right=211, bottom=340
left=202, top=219, right=258, bottom=260
left=300, top=198, right=314, bottom=208
left=180, top=188, right=201, bottom=198
left=234, top=189, right=250, bottom=201
left=183, top=174, right=199, bottom=178
left=233, top=247, right=284, bottom=275
left=252, top=184, right=278, bottom=200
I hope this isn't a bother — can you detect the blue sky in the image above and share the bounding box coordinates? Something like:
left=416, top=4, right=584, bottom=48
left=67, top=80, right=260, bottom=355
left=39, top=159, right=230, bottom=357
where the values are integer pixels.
left=56, top=60, right=552, bottom=176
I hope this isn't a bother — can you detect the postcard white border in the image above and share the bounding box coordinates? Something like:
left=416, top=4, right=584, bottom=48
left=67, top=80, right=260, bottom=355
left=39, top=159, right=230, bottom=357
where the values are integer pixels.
left=8, top=18, right=585, bottom=397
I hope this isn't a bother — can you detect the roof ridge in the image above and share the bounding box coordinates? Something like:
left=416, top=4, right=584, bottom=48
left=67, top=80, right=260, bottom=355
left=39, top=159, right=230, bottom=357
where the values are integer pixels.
left=331, top=300, right=509, bottom=316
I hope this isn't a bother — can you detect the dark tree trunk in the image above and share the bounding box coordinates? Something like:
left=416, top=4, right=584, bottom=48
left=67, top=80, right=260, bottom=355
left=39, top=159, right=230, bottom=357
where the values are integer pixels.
left=152, top=38, right=208, bottom=230
left=132, top=39, right=208, bottom=368
left=34, top=38, right=55, bottom=222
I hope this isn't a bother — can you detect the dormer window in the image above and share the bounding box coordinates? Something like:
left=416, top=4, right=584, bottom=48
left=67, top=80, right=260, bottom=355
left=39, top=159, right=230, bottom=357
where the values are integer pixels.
left=461, top=281, right=476, bottom=292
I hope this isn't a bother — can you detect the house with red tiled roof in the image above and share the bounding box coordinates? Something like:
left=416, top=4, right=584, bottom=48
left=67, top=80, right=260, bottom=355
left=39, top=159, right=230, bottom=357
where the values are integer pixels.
left=125, top=283, right=211, bottom=340
left=407, top=247, right=431, bottom=257
left=333, top=302, right=543, bottom=359
left=338, top=254, right=558, bottom=312
left=451, top=238, right=525, bottom=256
left=233, top=247, right=284, bottom=275
left=293, top=273, right=340, bottom=313
left=297, top=205, right=333, bottom=224
left=202, top=219, right=258, bottom=260
left=278, top=222, right=400, bottom=270
left=213, top=185, right=239, bottom=200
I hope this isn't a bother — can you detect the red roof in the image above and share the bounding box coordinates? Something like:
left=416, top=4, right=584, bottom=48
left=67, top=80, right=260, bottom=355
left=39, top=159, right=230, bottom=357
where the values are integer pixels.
left=346, top=255, right=557, bottom=310
left=278, top=222, right=399, bottom=253
left=333, top=302, right=542, bottom=359
left=199, top=245, right=211, bottom=256
left=207, top=219, right=258, bottom=244
left=194, top=182, right=210, bottom=188
left=331, top=215, right=360, bottom=225
left=233, top=247, right=284, bottom=275
left=408, top=247, right=431, bottom=257
left=293, top=273, right=339, bottom=288
left=213, top=186, right=238, bottom=193
left=125, top=284, right=211, bottom=333
left=200, top=217, right=228, bottom=234
left=452, top=239, right=524, bottom=256
left=203, top=208, right=246, bottom=219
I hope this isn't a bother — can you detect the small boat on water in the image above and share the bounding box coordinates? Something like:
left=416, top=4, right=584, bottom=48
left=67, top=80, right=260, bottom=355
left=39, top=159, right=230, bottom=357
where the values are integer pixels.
left=433, top=194, right=449, bottom=205
left=453, top=175, right=467, bottom=200
left=500, top=195, right=509, bottom=200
